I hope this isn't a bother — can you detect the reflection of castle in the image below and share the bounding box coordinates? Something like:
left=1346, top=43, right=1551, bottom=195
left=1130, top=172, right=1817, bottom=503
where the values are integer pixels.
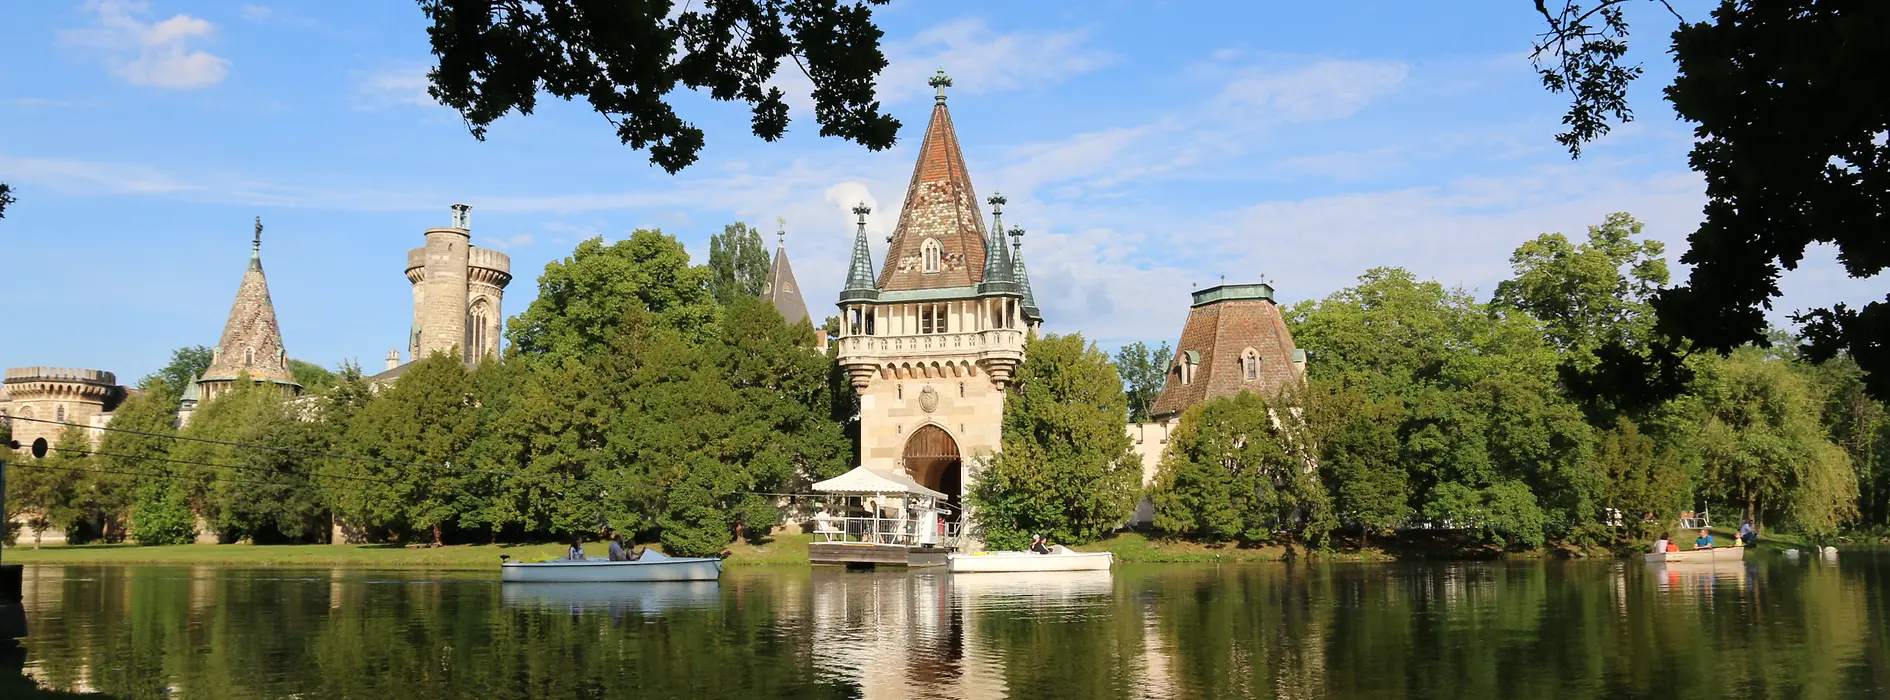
left=832, top=70, right=1042, bottom=512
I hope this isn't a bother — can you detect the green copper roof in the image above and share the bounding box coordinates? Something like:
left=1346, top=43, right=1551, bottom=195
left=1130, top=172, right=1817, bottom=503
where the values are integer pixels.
left=977, top=194, right=1018, bottom=295
left=1190, top=283, right=1275, bottom=307
left=839, top=203, right=880, bottom=303
left=1010, top=228, right=1041, bottom=322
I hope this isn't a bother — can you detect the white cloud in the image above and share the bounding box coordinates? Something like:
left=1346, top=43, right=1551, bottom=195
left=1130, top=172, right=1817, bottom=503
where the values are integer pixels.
left=240, top=4, right=272, bottom=21
left=878, top=19, right=1117, bottom=103
left=0, top=153, right=203, bottom=195
left=353, top=64, right=437, bottom=109
left=60, top=0, right=230, bottom=89
left=1214, top=59, right=1409, bottom=123
left=482, top=234, right=534, bottom=250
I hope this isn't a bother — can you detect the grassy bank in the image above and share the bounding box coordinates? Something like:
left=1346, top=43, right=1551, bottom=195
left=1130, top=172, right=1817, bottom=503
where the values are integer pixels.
left=1, top=533, right=822, bottom=570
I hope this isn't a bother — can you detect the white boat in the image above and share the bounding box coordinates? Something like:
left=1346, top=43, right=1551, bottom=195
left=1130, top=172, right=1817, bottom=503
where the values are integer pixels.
left=947, top=545, right=1112, bottom=573
left=500, top=550, right=723, bottom=582
left=501, top=581, right=721, bottom=614
left=1641, top=544, right=1745, bottom=563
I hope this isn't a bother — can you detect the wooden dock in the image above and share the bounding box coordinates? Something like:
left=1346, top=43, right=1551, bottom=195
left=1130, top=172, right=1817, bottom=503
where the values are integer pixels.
left=808, top=542, right=952, bottom=568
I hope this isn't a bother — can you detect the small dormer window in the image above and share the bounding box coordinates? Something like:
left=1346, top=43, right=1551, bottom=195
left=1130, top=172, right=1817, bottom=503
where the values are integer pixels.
left=245, top=348, right=256, bottom=366
left=922, top=238, right=942, bottom=273
left=1242, top=348, right=1260, bottom=380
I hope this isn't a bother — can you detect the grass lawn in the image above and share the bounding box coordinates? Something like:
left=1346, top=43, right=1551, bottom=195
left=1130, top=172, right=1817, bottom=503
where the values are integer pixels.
left=1, top=533, right=823, bottom=570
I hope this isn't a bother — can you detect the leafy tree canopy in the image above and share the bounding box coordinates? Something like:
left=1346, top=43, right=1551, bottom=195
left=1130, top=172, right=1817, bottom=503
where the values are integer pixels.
left=1533, top=1, right=1889, bottom=400
left=144, top=345, right=214, bottom=394
left=1114, top=340, right=1173, bottom=423
left=969, top=333, right=1142, bottom=550
left=1151, top=391, right=1333, bottom=544
left=420, top=0, right=899, bottom=173
left=707, top=221, right=772, bottom=303
left=507, top=231, right=718, bottom=363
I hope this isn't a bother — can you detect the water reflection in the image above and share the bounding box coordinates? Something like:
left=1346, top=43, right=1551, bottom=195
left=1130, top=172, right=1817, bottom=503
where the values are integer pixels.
left=13, top=554, right=1890, bottom=699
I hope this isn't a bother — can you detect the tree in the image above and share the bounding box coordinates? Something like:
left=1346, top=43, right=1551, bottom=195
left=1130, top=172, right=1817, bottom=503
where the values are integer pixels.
left=1304, top=379, right=1408, bottom=542
left=1114, top=341, right=1173, bottom=423
left=144, top=345, right=214, bottom=393
left=0, top=182, right=13, bottom=219
left=336, top=353, right=482, bottom=545
left=1494, top=213, right=1667, bottom=357
left=507, top=231, right=718, bottom=364
left=707, top=221, right=771, bottom=303
left=1150, top=391, right=1333, bottom=545
left=1590, top=416, right=1687, bottom=537
left=290, top=359, right=337, bottom=393
left=1695, top=348, right=1857, bottom=537
left=1422, top=480, right=1551, bottom=549
left=419, top=0, right=899, bottom=173
left=967, top=333, right=1142, bottom=550
left=7, top=426, right=91, bottom=547
left=1533, top=1, right=1890, bottom=400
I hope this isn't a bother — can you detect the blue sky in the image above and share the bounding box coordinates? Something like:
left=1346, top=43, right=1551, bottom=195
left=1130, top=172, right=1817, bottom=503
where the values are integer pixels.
left=0, top=1, right=1876, bottom=382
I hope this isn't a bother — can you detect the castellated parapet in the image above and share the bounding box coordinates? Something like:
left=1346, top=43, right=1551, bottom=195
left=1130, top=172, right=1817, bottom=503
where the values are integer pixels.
left=2, top=367, right=128, bottom=452
left=406, top=204, right=510, bottom=364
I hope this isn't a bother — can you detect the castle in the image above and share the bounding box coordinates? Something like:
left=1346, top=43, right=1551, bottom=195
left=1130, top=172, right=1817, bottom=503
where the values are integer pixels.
left=831, top=70, right=1042, bottom=509
left=374, top=204, right=512, bottom=380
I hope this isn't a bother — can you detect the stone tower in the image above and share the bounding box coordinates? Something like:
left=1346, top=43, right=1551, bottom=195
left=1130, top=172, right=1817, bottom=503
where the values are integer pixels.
left=1147, top=282, right=1307, bottom=419
left=406, top=204, right=510, bottom=364
left=833, top=70, right=1042, bottom=508
left=2, top=367, right=128, bottom=451
left=195, top=217, right=300, bottom=405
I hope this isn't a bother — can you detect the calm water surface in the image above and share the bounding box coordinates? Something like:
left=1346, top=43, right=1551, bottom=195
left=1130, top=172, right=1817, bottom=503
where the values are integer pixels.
left=12, top=554, right=1890, bottom=699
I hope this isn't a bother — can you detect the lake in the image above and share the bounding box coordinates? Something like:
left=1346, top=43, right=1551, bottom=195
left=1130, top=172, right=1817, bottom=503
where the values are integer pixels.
left=10, top=553, right=1889, bottom=699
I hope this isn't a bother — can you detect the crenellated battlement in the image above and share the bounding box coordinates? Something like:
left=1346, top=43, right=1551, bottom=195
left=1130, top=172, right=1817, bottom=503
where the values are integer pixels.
left=4, top=367, right=117, bottom=386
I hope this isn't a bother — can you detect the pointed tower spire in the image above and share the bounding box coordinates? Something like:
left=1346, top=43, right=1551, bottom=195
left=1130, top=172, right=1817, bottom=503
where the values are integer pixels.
left=878, top=69, right=990, bottom=292
left=762, top=219, right=810, bottom=326
left=197, top=217, right=300, bottom=399
left=1010, top=226, right=1041, bottom=322
left=978, top=194, right=1019, bottom=296
left=840, top=203, right=880, bottom=302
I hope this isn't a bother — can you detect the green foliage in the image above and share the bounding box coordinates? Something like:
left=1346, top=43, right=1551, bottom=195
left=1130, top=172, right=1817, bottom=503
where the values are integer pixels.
left=7, top=426, right=92, bottom=545
left=144, top=345, right=213, bottom=394
left=1696, top=349, right=1857, bottom=537
left=507, top=232, right=718, bottom=364
left=969, top=333, right=1141, bottom=550
left=1150, top=391, right=1332, bottom=544
left=707, top=221, right=771, bottom=303
left=289, top=359, right=337, bottom=393
left=1114, top=340, right=1172, bottom=423
left=1423, top=480, right=1549, bottom=548
left=0, top=181, right=13, bottom=218
left=1592, top=417, right=1687, bottom=537
left=1304, top=379, right=1408, bottom=537
left=1494, top=213, right=1667, bottom=356
left=419, top=0, right=900, bottom=173
left=336, top=353, right=481, bottom=544
left=169, top=378, right=329, bottom=543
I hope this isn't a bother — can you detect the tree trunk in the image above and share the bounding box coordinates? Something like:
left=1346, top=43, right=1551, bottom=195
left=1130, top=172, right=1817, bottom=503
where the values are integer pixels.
left=431, top=523, right=443, bottom=548
left=489, top=528, right=498, bottom=545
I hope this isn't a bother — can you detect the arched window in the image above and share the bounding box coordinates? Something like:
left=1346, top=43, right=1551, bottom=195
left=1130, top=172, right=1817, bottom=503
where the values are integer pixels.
left=897, top=384, right=904, bottom=400
left=1242, top=348, right=1260, bottom=380
left=921, top=238, right=942, bottom=273
left=244, top=348, right=255, bottom=366
left=56, top=405, right=66, bottom=423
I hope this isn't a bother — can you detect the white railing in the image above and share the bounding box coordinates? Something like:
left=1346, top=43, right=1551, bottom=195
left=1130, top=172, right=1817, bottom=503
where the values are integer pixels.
left=837, top=328, right=1025, bottom=358
left=810, top=513, right=963, bottom=549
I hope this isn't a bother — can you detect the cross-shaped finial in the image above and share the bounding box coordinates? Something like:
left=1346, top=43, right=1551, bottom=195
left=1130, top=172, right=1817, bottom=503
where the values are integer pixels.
left=776, top=217, right=787, bottom=248
left=929, top=68, right=953, bottom=104
left=987, top=193, right=1006, bottom=212
left=1008, top=225, right=1024, bottom=250
left=1220, top=274, right=1225, bottom=284
left=852, top=202, right=871, bottom=221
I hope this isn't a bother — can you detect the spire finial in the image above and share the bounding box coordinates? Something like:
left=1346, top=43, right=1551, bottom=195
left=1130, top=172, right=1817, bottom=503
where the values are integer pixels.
left=929, top=68, right=953, bottom=104
left=776, top=216, right=787, bottom=249
left=252, top=216, right=263, bottom=254
left=1009, top=225, right=1024, bottom=250
left=852, top=202, right=871, bottom=222
left=988, top=192, right=1006, bottom=213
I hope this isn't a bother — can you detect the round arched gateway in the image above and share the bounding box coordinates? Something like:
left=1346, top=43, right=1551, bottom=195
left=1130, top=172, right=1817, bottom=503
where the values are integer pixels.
left=903, top=424, right=961, bottom=510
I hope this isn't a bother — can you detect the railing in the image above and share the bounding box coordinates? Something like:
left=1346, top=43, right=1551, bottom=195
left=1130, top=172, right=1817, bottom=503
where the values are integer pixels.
left=810, top=513, right=963, bottom=549
left=836, top=329, right=1025, bottom=358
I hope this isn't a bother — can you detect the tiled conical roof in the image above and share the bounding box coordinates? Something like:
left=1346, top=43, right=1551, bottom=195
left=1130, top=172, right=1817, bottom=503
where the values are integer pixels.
left=877, top=70, right=990, bottom=292
left=762, top=236, right=811, bottom=327
left=1009, top=228, right=1041, bottom=321
left=199, top=218, right=298, bottom=387
left=1149, top=283, right=1305, bottom=418
left=840, top=203, right=880, bottom=302
left=977, top=194, right=1018, bottom=296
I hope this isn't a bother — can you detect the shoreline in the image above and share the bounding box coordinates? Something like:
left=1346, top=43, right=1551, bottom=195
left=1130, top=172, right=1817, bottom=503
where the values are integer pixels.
left=1, top=528, right=1831, bottom=570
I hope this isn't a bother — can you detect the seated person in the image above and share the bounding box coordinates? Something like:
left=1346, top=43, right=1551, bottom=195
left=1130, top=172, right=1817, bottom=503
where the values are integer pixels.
left=1694, top=531, right=1714, bottom=549
left=566, top=541, right=586, bottom=560
left=1739, top=520, right=1758, bottom=546
left=608, top=534, right=628, bottom=562
left=1651, top=533, right=1671, bottom=555
left=1029, top=534, right=1052, bottom=555
left=630, top=546, right=645, bottom=561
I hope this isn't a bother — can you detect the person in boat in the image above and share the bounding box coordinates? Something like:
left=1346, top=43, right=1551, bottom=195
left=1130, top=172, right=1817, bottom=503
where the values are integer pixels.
left=608, top=533, right=628, bottom=561
left=1739, top=520, right=1758, bottom=546
left=1694, top=530, right=1714, bottom=550
left=1651, top=532, right=1671, bottom=555
left=1029, top=534, right=1052, bottom=555
left=567, top=540, right=586, bottom=560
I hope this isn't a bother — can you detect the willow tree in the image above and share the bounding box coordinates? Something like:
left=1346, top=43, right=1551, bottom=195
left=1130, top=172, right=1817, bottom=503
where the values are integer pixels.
left=968, top=333, right=1141, bottom=550
left=1697, top=349, right=1856, bottom=537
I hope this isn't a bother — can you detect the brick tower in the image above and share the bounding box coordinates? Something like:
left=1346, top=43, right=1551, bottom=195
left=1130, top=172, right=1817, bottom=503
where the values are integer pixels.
left=404, top=204, right=510, bottom=365
left=833, top=70, right=1043, bottom=508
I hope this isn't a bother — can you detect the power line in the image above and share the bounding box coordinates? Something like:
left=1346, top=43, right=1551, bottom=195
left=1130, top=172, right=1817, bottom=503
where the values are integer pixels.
left=9, top=462, right=383, bottom=495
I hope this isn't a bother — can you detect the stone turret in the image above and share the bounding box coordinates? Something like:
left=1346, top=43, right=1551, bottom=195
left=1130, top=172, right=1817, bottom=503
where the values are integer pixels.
left=196, top=217, right=300, bottom=404
left=405, top=204, right=510, bottom=366
left=2, top=366, right=127, bottom=451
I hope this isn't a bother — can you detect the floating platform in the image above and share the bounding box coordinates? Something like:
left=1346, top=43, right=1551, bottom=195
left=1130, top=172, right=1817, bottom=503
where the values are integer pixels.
left=809, top=542, right=953, bottom=568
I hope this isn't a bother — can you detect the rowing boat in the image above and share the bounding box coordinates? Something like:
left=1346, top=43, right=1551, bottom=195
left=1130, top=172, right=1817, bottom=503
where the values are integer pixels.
left=1642, top=544, right=1745, bottom=563
left=500, top=550, right=723, bottom=582
left=947, top=546, right=1112, bottom=573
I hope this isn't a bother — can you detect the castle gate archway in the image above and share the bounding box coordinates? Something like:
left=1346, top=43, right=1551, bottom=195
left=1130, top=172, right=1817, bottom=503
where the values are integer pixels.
left=903, top=424, right=962, bottom=512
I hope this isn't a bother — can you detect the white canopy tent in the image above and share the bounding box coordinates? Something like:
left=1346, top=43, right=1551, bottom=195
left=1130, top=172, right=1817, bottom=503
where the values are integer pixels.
left=812, top=466, right=947, bottom=499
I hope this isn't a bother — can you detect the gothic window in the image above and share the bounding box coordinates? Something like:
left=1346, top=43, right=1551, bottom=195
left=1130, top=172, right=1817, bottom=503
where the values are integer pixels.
left=849, top=308, right=863, bottom=335
left=56, top=405, right=66, bottom=423
left=937, top=304, right=948, bottom=333
left=898, top=384, right=904, bottom=400
left=922, top=238, right=942, bottom=273
left=921, top=304, right=934, bottom=334
left=1242, top=348, right=1260, bottom=380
